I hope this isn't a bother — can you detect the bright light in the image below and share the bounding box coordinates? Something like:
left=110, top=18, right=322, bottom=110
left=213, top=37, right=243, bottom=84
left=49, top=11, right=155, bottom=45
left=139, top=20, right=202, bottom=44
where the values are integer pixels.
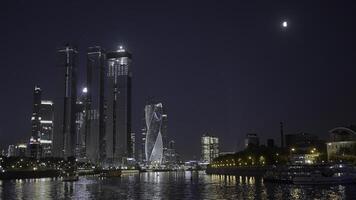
left=82, top=87, right=88, bottom=93
left=117, top=45, right=125, bottom=52
left=282, top=21, right=288, bottom=28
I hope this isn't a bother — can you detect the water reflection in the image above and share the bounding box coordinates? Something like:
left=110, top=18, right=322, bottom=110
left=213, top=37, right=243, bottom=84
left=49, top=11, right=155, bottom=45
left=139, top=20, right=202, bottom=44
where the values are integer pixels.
left=0, top=172, right=355, bottom=199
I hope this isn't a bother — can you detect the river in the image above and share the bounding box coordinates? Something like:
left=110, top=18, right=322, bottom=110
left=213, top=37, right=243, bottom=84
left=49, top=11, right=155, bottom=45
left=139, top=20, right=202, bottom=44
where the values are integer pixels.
left=1, top=171, right=355, bottom=199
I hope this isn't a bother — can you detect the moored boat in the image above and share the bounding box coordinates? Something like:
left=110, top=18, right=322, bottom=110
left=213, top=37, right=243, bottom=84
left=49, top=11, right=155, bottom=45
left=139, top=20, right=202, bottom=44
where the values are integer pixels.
left=264, top=164, right=356, bottom=185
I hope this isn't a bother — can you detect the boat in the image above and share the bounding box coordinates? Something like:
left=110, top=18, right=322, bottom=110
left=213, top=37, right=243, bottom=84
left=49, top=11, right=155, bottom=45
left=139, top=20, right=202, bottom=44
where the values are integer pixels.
left=99, top=169, right=122, bottom=177
left=293, top=171, right=356, bottom=185
left=62, top=174, right=79, bottom=182
left=61, top=170, right=79, bottom=182
left=264, top=164, right=356, bottom=185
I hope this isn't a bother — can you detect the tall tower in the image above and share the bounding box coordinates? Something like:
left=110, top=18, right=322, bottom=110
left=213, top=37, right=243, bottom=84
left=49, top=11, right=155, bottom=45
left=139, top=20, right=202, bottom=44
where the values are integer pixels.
left=56, top=45, right=78, bottom=159
left=144, top=102, right=164, bottom=166
left=30, top=86, right=42, bottom=158
left=86, top=46, right=106, bottom=163
left=75, top=90, right=87, bottom=160
left=106, top=46, right=132, bottom=165
left=31, top=86, right=42, bottom=140
left=39, top=100, right=54, bottom=157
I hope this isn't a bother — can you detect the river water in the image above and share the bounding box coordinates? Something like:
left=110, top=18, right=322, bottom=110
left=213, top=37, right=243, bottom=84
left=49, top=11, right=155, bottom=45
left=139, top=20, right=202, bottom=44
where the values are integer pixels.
left=0, top=171, right=355, bottom=199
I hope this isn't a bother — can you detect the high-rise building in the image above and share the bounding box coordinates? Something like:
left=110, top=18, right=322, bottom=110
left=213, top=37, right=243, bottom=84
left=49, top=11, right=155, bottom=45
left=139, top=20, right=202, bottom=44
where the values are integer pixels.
left=39, top=100, right=54, bottom=157
left=30, top=86, right=42, bottom=158
left=105, top=46, right=132, bottom=165
left=161, top=111, right=168, bottom=160
left=164, top=140, right=178, bottom=167
left=201, top=134, right=219, bottom=163
left=244, top=133, right=260, bottom=148
left=131, top=132, right=136, bottom=159
left=29, top=86, right=54, bottom=158
left=140, top=118, right=147, bottom=163
left=75, top=91, right=87, bottom=161
left=144, top=102, right=165, bottom=166
left=54, top=45, right=78, bottom=159
left=7, top=145, right=16, bottom=157
left=85, top=46, right=106, bottom=163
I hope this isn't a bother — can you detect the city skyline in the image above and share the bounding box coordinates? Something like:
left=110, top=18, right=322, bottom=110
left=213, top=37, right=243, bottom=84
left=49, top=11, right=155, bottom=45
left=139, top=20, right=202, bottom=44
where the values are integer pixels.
left=1, top=1, right=356, bottom=160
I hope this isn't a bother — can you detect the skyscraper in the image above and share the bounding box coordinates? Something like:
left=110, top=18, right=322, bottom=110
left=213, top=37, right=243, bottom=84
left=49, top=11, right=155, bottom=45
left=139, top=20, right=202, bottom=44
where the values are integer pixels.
left=201, top=134, right=219, bottom=163
left=244, top=133, right=260, bottom=148
left=86, top=46, right=106, bottom=163
left=39, top=100, right=54, bottom=157
left=144, top=102, right=164, bottom=166
left=54, top=45, right=78, bottom=159
left=29, top=86, right=54, bottom=158
left=29, top=86, right=42, bottom=158
left=105, top=46, right=132, bottom=165
left=75, top=91, right=87, bottom=160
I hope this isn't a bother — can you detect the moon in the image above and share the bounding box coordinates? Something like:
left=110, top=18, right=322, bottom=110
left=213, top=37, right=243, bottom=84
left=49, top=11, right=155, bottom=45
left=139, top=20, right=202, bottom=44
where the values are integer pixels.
left=282, top=21, right=288, bottom=28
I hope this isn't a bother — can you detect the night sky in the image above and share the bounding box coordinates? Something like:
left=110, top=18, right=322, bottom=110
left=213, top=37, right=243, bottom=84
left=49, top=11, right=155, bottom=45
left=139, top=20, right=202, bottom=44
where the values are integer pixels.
left=1, top=0, right=355, bottom=160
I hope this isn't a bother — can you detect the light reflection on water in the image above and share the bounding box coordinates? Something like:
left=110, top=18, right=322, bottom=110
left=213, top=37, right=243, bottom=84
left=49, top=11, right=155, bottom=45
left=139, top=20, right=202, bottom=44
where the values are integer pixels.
left=0, top=171, right=355, bottom=200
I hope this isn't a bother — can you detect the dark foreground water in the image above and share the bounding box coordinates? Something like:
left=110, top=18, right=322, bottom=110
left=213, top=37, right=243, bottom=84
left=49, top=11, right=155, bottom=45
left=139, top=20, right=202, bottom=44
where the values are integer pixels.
left=1, top=171, right=355, bottom=200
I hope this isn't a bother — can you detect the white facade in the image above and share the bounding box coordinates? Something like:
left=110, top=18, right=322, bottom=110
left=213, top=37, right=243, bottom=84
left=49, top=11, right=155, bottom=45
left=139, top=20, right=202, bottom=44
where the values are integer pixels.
left=145, top=103, right=164, bottom=165
left=201, top=135, right=219, bottom=163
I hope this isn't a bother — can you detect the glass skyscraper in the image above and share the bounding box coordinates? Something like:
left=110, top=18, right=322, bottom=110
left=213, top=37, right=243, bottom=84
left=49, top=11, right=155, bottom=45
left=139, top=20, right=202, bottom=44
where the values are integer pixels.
left=39, top=100, right=54, bottom=157
left=54, top=45, right=78, bottom=159
left=144, top=102, right=165, bottom=166
left=105, top=46, right=132, bottom=165
left=29, top=86, right=42, bottom=158
left=85, top=46, right=106, bottom=163
left=30, top=86, right=54, bottom=158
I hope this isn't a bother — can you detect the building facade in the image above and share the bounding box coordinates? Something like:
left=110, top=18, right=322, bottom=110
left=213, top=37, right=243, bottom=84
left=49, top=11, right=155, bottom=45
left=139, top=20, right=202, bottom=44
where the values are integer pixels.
left=326, top=126, right=356, bottom=161
left=85, top=46, right=106, bottom=163
left=144, top=102, right=164, bottom=166
left=244, top=133, right=260, bottom=148
left=105, top=46, right=132, bottom=165
left=201, top=134, right=219, bottom=163
left=30, top=86, right=42, bottom=158
left=29, top=86, right=54, bottom=158
left=54, top=45, right=78, bottom=159
left=39, top=100, right=54, bottom=157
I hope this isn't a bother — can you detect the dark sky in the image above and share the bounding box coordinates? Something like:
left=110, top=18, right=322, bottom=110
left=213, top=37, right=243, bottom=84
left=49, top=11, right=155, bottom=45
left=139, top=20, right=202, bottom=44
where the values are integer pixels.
left=0, top=0, right=355, bottom=160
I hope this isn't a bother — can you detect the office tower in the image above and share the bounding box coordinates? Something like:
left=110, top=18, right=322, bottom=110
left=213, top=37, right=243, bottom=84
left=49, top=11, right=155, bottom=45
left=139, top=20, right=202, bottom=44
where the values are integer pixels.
left=39, top=100, right=54, bottom=157
left=144, top=102, right=164, bottom=165
left=54, top=45, right=78, bottom=159
left=7, top=145, right=16, bottom=157
left=140, top=119, right=147, bottom=163
left=106, top=46, right=132, bottom=165
left=161, top=110, right=168, bottom=151
left=244, top=133, right=260, bottom=148
left=75, top=90, right=87, bottom=161
left=201, top=134, right=219, bottom=163
left=164, top=140, right=177, bottom=167
left=131, top=132, right=136, bottom=159
left=86, top=46, right=106, bottom=163
left=30, top=86, right=42, bottom=158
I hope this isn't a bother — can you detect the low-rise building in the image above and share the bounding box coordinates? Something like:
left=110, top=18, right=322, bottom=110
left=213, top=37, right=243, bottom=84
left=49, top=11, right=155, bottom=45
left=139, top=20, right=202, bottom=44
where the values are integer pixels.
left=326, top=126, right=356, bottom=162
